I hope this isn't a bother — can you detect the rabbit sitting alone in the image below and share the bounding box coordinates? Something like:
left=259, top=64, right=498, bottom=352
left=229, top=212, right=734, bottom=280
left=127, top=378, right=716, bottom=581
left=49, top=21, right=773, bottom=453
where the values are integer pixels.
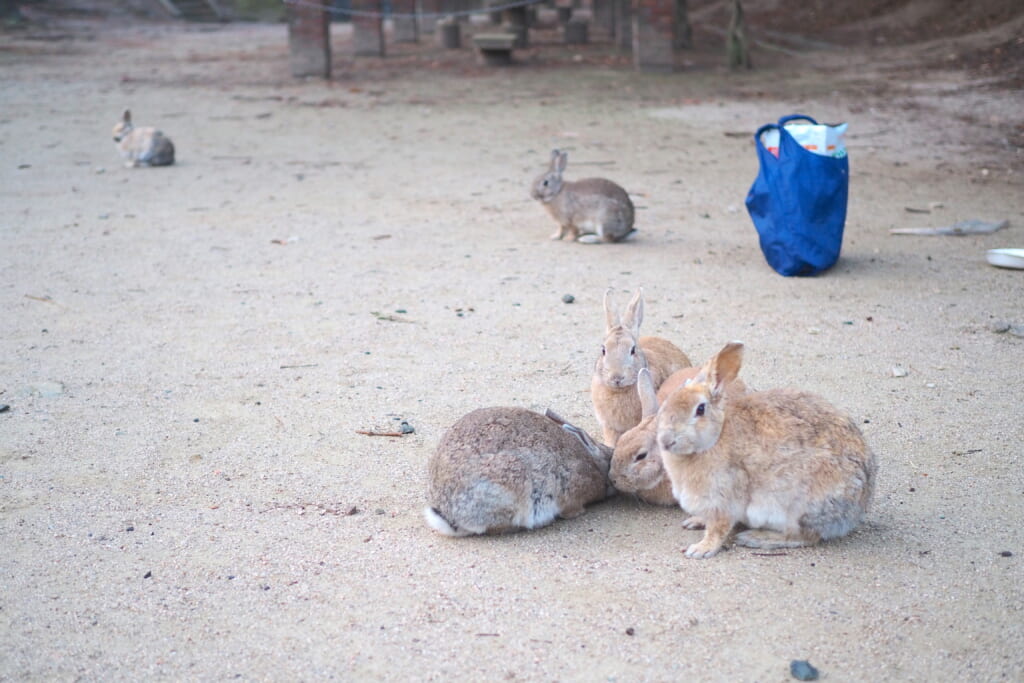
left=657, top=342, right=877, bottom=559
left=112, top=110, right=175, bottom=167
left=425, top=407, right=613, bottom=536
left=531, top=149, right=636, bottom=243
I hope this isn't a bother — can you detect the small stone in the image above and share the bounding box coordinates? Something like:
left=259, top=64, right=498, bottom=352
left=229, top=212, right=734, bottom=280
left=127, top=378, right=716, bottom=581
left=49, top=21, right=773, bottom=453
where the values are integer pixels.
left=625, top=627, right=635, bottom=636
left=399, top=421, right=415, bottom=434
left=143, top=571, right=152, bottom=579
left=1000, top=550, right=1013, bottom=557
left=0, top=404, right=9, bottom=413
left=125, top=526, right=134, bottom=532
left=989, top=321, right=1011, bottom=333
left=562, top=294, right=575, bottom=304
left=790, top=660, right=819, bottom=681
left=891, top=366, right=908, bottom=378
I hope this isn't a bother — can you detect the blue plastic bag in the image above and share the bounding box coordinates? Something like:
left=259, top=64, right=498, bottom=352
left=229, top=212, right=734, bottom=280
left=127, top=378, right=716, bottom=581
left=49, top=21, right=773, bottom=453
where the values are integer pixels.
left=745, top=114, right=849, bottom=276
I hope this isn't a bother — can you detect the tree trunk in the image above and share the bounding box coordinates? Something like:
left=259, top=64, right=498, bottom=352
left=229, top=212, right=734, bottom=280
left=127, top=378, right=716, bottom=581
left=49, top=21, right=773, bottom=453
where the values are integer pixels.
left=674, top=0, right=691, bottom=50
left=726, top=0, right=751, bottom=69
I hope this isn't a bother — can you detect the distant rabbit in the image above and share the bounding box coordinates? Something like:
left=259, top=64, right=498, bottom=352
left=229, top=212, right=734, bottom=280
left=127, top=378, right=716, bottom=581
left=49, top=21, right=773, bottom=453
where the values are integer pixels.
left=425, top=407, right=613, bottom=536
left=610, top=366, right=746, bottom=507
left=656, top=342, right=877, bottom=559
left=530, top=149, right=636, bottom=243
left=111, top=110, right=175, bottom=167
left=592, top=288, right=691, bottom=446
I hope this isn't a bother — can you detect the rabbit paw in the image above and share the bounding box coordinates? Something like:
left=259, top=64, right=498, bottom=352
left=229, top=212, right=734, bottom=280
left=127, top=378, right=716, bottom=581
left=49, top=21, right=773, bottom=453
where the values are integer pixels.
left=684, top=540, right=722, bottom=559
left=576, top=233, right=602, bottom=244
left=681, top=516, right=705, bottom=530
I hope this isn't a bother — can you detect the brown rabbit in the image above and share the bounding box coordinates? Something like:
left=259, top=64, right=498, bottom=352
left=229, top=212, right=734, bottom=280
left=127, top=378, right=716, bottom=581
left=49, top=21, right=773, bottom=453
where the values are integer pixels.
left=656, top=342, right=877, bottom=558
left=425, top=407, right=613, bottom=536
left=112, top=110, right=175, bottom=167
left=530, top=149, right=636, bottom=243
left=591, top=288, right=691, bottom=446
left=610, top=366, right=746, bottom=508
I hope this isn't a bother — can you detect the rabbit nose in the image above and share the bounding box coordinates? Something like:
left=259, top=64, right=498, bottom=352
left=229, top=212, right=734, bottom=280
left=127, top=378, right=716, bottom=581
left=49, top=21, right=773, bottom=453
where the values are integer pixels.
left=609, top=374, right=625, bottom=386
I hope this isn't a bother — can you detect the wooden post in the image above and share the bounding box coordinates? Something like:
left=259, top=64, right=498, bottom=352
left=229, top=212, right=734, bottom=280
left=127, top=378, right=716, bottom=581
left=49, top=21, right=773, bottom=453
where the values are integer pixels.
left=632, top=0, right=675, bottom=72
left=393, top=0, right=419, bottom=42
left=353, top=0, right=385, bottom=56
left=288, top=0, right=331, bottom=78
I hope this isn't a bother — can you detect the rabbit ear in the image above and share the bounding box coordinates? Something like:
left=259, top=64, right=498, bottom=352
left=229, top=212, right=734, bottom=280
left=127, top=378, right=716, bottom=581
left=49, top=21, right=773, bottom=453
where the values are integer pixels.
left=122, top=110, right=132, bottom=124
left=708, top=342, right=743, bottom=398
left=603, top=288, right=620, bottom=331
left=553, top=150, right=568, bottom=174
left=543, top=408, right=567, bottom=426
left=558, top=420, right=607, bottom=459
left=637, top=368, right=659, bottom=418
left=621, top=288, right=644, bottom=337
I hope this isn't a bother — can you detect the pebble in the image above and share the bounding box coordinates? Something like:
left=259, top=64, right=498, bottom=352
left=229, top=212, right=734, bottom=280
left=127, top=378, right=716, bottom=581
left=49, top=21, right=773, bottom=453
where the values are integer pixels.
left=399, top=421, right=415, bottom=434
left=890, top=366, right=908, bottom=378
left=790, top=660, right=819, bottom=681
left=562, top=294, right=575, bottom=304
left=0, top=404, right=9, bottom=413
left=1000, top=550, right=1013, bottom=557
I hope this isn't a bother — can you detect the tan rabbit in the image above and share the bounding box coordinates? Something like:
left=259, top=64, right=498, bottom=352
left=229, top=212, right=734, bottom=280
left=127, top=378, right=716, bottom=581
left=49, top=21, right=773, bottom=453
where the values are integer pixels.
left=530, top=149, right=636, bottom=243
left=112, top=110, right=175, bottom=167
left=610, top=366, right=746, bottom=508
left=656, top=342, right=877, bottom=559
left=591, top=288, right=691, bottom=446
left=425, top=407, right=613, bottom=536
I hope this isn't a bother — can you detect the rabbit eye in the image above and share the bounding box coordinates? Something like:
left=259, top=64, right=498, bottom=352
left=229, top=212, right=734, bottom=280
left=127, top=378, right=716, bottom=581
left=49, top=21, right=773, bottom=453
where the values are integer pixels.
left=630, top=345, right=636, bottom=356
left=543, top=179, right=549, bottom=186
left=601, top=345, right=606, bottom=356
left=695, top=403, right=706, bottom=417
left=635, top=451, right=648, bottom=462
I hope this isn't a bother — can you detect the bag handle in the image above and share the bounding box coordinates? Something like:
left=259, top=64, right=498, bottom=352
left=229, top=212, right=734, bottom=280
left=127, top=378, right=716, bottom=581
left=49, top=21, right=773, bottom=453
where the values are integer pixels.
left=754, top=123, right=777, bottom=146
left=777, top=114, right=819, bottom=127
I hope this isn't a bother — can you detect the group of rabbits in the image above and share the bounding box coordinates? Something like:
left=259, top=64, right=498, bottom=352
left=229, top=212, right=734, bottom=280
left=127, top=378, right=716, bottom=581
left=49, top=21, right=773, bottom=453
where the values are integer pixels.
left=426, top=289, right=878, bottom=559
left=110, top=111, right=877, bottom=558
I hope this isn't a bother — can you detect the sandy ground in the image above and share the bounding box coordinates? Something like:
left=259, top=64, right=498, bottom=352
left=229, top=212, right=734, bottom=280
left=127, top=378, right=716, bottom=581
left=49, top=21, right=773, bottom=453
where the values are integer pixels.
left=2, top=14, right=1023, bottom=681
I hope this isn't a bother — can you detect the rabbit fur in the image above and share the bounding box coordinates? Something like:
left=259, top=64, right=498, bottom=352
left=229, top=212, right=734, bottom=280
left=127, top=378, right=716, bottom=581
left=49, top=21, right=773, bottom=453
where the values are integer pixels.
left=610, top=366, right=746, bottom=507
left=112, top=109, right=175, bottom=167
left=425, top=407, right=613, bottom=536
left=591, top=288, right=691, bottom=446
left=531, top=149, right=636, bottom=244
left=656, top=342, right=877, bottom=558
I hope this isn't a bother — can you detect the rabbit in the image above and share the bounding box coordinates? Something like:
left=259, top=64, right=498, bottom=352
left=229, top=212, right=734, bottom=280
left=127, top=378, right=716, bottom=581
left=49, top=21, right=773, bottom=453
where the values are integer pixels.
left=112, top=110, right=175, bottom=167
left=530, top=149, right=636, bottom=244
left=656, top=341, right=877, bottom=559
left=425, top=407, right=614, bottom=536
left=610, top=366, right=747, bottom=508
left=591, top=288, right=691, bottom=447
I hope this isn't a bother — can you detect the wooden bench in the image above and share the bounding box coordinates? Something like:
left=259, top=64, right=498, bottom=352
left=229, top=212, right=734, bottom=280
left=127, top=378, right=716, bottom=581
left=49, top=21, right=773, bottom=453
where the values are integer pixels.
left=473, top=33, right=517, bottom=66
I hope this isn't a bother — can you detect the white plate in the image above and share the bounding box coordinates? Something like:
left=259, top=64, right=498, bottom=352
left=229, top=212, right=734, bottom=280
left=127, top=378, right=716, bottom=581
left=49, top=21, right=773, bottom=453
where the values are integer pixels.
left=986, top=248, right=1024, bottom=270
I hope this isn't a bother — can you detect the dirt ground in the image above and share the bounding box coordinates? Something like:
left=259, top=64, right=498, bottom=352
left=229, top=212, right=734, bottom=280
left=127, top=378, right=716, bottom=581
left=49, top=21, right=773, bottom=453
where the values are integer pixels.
left=2, top=6, right=1023, bottom=681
